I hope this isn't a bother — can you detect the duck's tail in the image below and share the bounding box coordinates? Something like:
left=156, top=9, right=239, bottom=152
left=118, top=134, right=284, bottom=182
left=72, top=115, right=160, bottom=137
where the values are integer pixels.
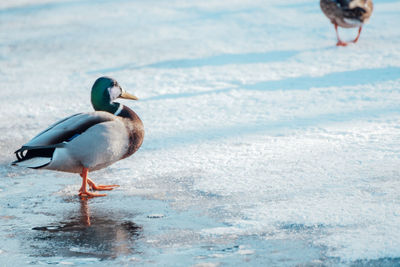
left=12, top=145, right=59, bottom=169
left=348, top=0, right=373, bottom=22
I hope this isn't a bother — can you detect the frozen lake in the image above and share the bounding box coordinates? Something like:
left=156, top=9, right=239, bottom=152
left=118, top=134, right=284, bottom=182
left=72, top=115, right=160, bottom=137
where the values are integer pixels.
left=1, top=0, right=400, bottom=266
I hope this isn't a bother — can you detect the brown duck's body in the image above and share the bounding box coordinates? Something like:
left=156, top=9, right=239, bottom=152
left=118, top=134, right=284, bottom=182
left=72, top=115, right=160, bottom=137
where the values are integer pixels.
left=320, top=0, right=373, bottom=46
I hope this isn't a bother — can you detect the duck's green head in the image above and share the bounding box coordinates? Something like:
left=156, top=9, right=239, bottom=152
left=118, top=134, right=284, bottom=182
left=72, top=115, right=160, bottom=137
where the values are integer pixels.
left=91, top=77, right=138, bottom=114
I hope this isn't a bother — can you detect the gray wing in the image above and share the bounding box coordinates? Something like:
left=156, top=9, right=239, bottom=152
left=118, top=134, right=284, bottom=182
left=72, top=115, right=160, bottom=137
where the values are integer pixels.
left=14, top=111, right=116, bottom=159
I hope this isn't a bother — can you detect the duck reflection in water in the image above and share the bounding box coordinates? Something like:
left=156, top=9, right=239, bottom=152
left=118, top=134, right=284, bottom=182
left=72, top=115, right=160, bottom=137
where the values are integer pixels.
left=31, top=198, right=141, bottom=259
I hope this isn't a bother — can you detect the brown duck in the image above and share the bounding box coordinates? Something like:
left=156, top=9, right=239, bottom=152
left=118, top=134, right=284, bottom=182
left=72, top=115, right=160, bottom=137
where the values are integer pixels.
left=320, top=0, right=373, bottom=46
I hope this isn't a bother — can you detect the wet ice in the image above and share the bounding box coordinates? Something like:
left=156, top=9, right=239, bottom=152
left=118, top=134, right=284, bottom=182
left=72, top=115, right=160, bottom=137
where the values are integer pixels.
left=1, top=0, right=400, bottom=265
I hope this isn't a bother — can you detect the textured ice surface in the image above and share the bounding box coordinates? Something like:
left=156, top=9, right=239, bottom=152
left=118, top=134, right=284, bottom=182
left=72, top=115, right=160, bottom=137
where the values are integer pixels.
left=1, top=0, right=400, bottom=265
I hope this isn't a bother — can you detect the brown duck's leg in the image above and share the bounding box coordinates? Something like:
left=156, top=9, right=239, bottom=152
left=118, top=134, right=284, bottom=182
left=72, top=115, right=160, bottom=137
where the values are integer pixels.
left=351, top=26, right=362, bottom=43
left=335, top=24, right=348, bottom=46
left=78, top=167, right=107, bottom=197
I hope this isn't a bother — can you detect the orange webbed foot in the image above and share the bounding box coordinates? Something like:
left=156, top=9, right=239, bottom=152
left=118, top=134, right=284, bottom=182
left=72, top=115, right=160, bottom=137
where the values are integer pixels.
left=79, top=167, right=113, bottom=197
left=78, top=190, right=107, bottom=198
left=89, top=184, right=120, bottom=191
left=87, top=178, right=119, bottom=191
left=336, top=40, right=348, bottom=46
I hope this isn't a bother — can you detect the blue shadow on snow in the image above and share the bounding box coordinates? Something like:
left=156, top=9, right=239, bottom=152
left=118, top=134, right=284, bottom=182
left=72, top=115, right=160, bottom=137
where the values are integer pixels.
left=245, top=66, right=400, bottom=91
left=144, top=105, right=400, bottom=151
left=88, top=50, right=300, bottom=74
left=144, top=66, right=400, bottom=101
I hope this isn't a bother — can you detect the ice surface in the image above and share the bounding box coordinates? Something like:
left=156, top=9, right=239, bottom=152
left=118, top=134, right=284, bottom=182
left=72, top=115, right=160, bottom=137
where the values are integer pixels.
left=1, top=0, right=400, bottom=265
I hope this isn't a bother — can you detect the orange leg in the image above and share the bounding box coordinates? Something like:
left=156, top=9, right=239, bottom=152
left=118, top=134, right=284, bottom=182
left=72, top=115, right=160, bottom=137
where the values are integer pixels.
left=351, top=26, right=362, bottom=43
left=335, top=24, right=348, bottom=47
left=78, top=167, right=107, bottom=197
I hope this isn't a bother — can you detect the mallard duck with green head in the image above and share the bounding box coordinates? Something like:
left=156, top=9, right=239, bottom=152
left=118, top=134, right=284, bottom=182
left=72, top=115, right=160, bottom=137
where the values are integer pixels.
left=12, top=77, right=144, bottom=197
left=320, top=0, right=373, bottom=46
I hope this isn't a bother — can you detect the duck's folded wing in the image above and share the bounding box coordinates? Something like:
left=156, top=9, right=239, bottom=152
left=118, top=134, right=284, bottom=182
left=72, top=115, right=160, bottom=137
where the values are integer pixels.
left=13, top=112, right=116, bottom=165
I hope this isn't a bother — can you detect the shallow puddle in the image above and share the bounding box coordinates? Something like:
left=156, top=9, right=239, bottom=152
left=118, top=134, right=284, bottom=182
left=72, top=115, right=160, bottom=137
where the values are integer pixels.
left=29, top=199, right=142, bottom=259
